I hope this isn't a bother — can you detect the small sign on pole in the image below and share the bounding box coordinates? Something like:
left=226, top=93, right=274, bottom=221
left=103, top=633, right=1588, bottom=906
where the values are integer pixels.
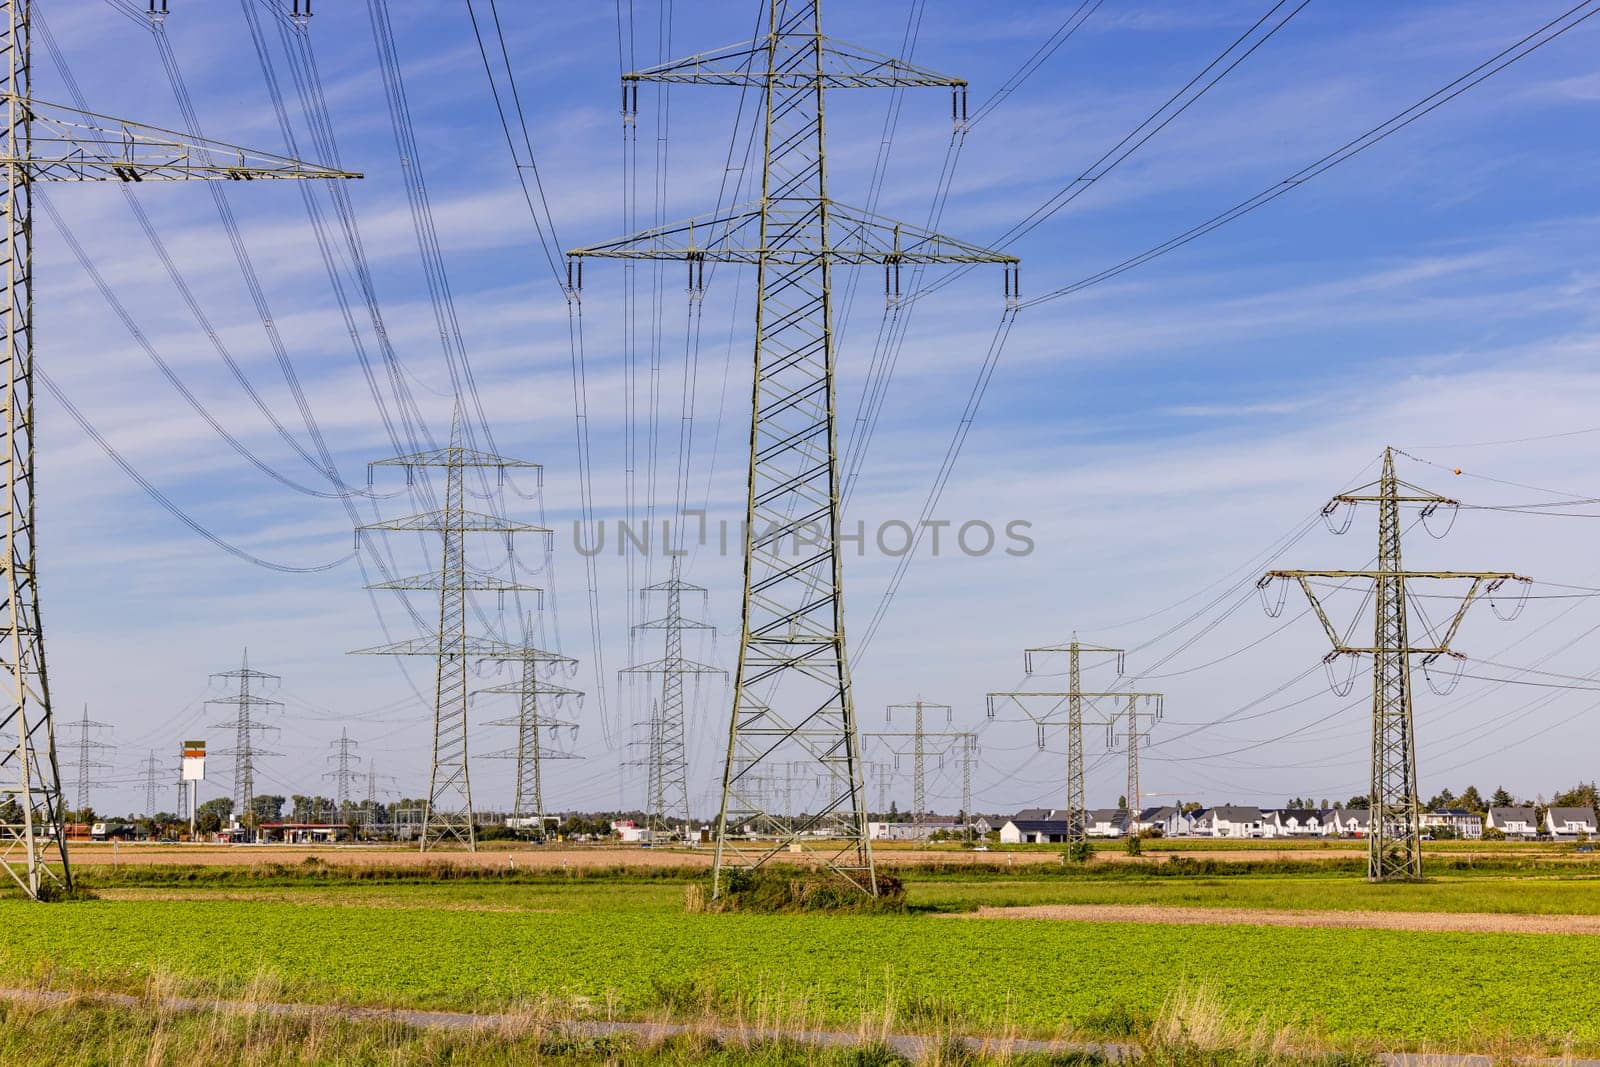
left=181, top=740, right=206, bottom=782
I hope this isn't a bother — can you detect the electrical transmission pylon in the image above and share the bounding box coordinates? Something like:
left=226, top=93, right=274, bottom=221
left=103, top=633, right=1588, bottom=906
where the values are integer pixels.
left=569, top=0, right=1018, bottom=898
left=173, top=743, right=187, bottom=824
left=620, top=558, right=722, bottom=840
left=0, top=0, right=355, bottom=900
left=323, top=729, right=361, bottom=822
left=865, top=701, right=976, bottom=836
left=479, top=614, right=583, bottom=840
left=1112, top=691, right=1164, bottom=834
left=989, top=640, right=1161, bottom=856
left=208, top=650, right=281, bottom=834
left=1262, top=446, right=1528, bottom=880
left=141, top=750, right=161, bottom=817
left=353, top=411, right=547, bottom=851
left=61, top=704, right=111, bottom=816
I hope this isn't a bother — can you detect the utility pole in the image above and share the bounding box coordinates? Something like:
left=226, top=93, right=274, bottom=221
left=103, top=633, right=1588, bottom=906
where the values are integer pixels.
left=1113, top=692, right=1164, bottom=834
left=61, top=705, right=111, bottom=817
left=480, top=615, right=583, bottom=841
left=989, top=640, right=1161, bottom=857
left=1262, top=446, right=1528, bottom=880
left=208, top=651, right=281, bottom=836
left=569, top=0, right=1017, bottom=898
left=351, top=409, right=545, bottom=852
left=141, top=750, right=161, bottom=817
left=323, top=730, right=361, bottom=823
left=0, top=0, right=356, bottom=900
left=620, top=559, right=722, bottom=840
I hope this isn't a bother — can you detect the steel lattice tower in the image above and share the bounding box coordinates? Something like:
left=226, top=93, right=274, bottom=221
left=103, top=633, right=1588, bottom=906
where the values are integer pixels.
left=61, top=704, right=110, bottom=815
left=570, top=0, right=1017, bottom=896
left=866, top=702, right=976, bottom=839
left=173, top=743, right=187, bottom=823
left=353, top=412, right=546, bottom=851
left=480, top=616, right=582, bottom=840
left=1264, top=446, right=1528, bottom=880
left=324, top=729, right=361, bottom=819
left=990, top=640, right=1160, bottom=856
left=141, top=750, right=161, bottom=818
left=0, top=0, right=354, bottom=900
left=621, top=558, right=722, bottom=839
left=208, top=650, right=281, bottom=832
left=1113, top=692, right=1163, bottom=833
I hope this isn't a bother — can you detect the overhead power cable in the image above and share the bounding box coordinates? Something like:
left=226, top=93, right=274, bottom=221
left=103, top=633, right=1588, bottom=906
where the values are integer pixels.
left=1019, top=0, right=1600, bottom=309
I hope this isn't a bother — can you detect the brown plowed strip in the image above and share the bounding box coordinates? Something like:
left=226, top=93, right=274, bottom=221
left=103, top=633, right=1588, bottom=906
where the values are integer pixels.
left=949, top=903, right=1600, bottom=935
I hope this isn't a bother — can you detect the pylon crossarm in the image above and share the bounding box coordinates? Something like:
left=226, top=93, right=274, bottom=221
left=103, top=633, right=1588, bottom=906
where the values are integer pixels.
left=619, top=658, right=725, bottom=676
left=1267, top=569, right=1527, bottom=581
left=625, top=37, right=965, bottom=89
left=368, top=448, right=539, bottom=472
left=352, top=636, right=573, bottom=659
left=357, top=509, right=551, bottom=535
left=370, top=570, right=542, bottom=595
left=12, top=96, right=358, bottom=181
left=566, top=200, right=1015, bottom=266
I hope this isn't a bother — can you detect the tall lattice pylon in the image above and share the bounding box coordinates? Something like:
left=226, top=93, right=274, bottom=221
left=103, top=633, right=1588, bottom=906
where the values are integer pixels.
left=479, top=615, right=582, bottom=840
left=1113, top=692, right=1164, bottom=833
left=1263, top=446, right=1528, bottom=880
left=569, top=0, right=1017, bottom=897
left=208, top=650, right=281, bottom=834
left=61, top=704, right=111, bottom=816
left=620, top=558, right=722, bottom=840
left=0, top=0, right=355, bottom=901
left=141, top=750, right=161, bottom=818
left=352, top=412, right=545, bottom=851
left=324, top=729, right=361, bottom=820
left=866, top=703, right=977, bottom=839
left=989, top=640, right=1160, bottom=857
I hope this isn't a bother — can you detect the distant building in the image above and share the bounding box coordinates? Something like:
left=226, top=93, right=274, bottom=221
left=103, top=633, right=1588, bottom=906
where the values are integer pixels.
left=1485, top=806, right=1538, bottom=838
left=1137, top=806, right=1194, bottom=837
left=1263, top=809, right=1326, bottom=838
left=1193, top=805, right=1265, bottom=838
left=1544, top=807, right=1597, bottom=839
left=1324, top=808, right=1370, bottom=837
left=258, top=822, right=345, bottom=844
left=1420, top=809, right=1482, bottom=840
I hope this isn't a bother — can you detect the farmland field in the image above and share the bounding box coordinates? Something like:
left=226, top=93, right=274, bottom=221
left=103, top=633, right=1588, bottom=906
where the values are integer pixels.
left=8, top=853, right=1600, bottom=1058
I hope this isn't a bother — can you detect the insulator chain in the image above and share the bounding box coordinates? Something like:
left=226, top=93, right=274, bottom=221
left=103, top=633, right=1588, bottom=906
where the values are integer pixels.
left=1256, top=575, right=1287, bottom=618
left=1421, top=653, right=1465, bottom=697
left=564, top=258, right=583, bottom=304
left=1420, top=501, right=1459, bottom=540
left=1488, top=577, right=1531, bottom=621
left=1321, top=499, right=1354, bottom=535
left=620, top=81, right=640, bottom=124
left=1322, top=651, right=1358, bottom=697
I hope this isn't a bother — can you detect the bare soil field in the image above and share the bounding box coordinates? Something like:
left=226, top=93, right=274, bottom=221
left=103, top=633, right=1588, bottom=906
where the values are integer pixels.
left=950, top=902, right=1600, bottom=934
left=63, top=842, right=1372, bottom=868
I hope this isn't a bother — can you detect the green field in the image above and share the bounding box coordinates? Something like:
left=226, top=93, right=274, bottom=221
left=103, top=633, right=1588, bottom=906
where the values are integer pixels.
left=6, top=864, right=1600, bottom=1055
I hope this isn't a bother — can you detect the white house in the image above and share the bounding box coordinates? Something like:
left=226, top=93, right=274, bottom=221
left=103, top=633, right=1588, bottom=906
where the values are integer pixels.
left=999, top=810, right=1069, bottom=844
left=1193, top=805, right=1265, bottom=838
left=1324, top=808, right=1370, bottom=837
left=1419, top=809, right=1482, bottom=840
left=1263, top=809, right=1326, bottom=838
left=1544, top=806, right=1597, bottom=839
left=1138, top=806, right=1194, bottom=837
left=1085, top=809, right=1126, bottom=838
left=1486, top=806, right=1538, bottom=838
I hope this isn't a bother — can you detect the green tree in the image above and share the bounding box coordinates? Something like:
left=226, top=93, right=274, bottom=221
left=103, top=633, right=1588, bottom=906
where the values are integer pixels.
left=1459, top=785, right=1486, bottom=813
left=250, top=794, right=285, bottom=822
left=1551, top=782, right=1598, bottom=809
left=195, top=797, right=234, bottom=834
left=1491, top=786, right=1514, bottom=808
left=1346, top=794, right=1370, bottom=810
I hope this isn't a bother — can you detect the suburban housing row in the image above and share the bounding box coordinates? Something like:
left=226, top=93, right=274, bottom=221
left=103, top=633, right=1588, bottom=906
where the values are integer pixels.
left=996, top=805, right=1599, bottom=842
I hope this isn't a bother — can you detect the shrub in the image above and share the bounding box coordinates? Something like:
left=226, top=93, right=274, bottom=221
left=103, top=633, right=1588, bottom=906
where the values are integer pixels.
left=699, top=868, right=907, bottom=914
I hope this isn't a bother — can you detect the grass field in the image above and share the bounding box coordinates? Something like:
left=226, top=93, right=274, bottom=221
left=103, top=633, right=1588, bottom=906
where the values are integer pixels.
left=7, top=857, right=1600, bottom=1059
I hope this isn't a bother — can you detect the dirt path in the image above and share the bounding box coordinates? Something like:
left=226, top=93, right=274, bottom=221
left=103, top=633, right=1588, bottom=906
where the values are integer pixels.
left=949, top=902, right=1600, bottom=935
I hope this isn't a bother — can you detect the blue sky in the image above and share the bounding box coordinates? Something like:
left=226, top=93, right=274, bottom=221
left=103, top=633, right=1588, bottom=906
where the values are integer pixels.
left=34, top=1, right=1600, bottom=819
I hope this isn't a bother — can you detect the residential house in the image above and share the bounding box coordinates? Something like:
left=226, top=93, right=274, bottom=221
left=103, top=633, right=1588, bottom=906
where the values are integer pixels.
left=998, top=814, right=1069, bottom=844
left=1264, top=809, right=1326, bottom=837
left=1544, top=806, right=1597, bottom=840
left=1193, top=805, right=1265, bottom=838
left=1137, top=806, right=1194, bottom=838
left=1325, top=808, right=1371, bottom=837
left=1419, top=809, right=1482, bottom=840
left=1085, top=809, right=1126, bottom=838
left=1485, top=806, right=1538, bottom=838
